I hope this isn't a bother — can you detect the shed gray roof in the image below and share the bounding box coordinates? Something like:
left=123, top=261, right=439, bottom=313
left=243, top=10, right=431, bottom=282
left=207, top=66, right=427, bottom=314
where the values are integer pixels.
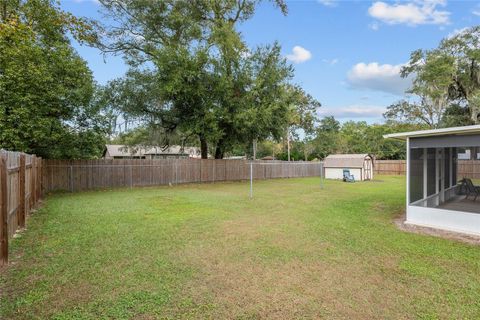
left=324, top=154, right=372, bottom=168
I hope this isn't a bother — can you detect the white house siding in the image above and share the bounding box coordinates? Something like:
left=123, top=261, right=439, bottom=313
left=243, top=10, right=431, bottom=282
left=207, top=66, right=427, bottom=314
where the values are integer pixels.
left=407, top=205, right=480, bottom=236
left=325, top=168, right=362, bottom=180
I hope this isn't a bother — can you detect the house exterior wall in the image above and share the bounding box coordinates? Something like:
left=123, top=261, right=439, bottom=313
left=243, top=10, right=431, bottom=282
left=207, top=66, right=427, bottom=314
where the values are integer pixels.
left=406, top=205, right=480, bottom=236
left=325, top=168, right=362, bottom=180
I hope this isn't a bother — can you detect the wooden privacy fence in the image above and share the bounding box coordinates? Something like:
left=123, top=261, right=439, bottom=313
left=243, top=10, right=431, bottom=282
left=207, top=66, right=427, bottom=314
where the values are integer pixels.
left=0, top=150, right=42, bottom=265
left=374, top=160, right=406, bottom=175
left=374, top=159, right=480, bottom=178
left=43, top=159, right=323, bottom=192
left=456, top=160, right=480, bottom=179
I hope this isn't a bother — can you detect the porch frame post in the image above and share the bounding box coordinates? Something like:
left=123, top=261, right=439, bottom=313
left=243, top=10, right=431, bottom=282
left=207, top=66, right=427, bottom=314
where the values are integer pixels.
left=406, top=138, right=410, bottom=207
left=440, top=148, right=445, bottom=204
left=423, top=148, right=427, bottom=207
left=449, top=147, right=453, bottom=188
left=435, top=148, right=440, bottom=206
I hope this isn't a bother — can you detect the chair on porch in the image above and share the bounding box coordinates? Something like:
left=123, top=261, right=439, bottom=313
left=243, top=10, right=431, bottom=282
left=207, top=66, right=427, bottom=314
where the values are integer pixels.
left=462, top=178, right=480, bottom=201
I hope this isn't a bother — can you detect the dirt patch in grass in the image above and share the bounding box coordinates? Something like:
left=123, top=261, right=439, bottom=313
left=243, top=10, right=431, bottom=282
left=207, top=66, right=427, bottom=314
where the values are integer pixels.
left=175, top=237, right=428, bottom=319
left=394, top=213, right=480, bottom=246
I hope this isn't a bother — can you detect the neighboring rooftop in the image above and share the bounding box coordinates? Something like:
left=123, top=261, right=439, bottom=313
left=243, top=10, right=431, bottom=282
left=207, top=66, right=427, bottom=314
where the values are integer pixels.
left=103, top=144, right=201, bottom=158
left=384, top=125, right=480, bottom=141
left=104, top=144, right=144, bottom=158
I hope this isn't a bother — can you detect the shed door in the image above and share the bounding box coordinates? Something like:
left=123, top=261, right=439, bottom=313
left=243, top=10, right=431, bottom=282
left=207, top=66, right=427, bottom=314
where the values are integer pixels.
left=364, top=158, right=372, bottom=180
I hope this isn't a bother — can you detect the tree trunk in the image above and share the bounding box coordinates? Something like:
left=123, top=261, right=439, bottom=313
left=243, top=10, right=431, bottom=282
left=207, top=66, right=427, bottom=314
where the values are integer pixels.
left=214, top=146, right=224, bottom=159
left=471, top=107, right=479, bottom=124
left=200, top=135, right=208, bottom=159
left=214, top=139, right=224, bottom=159
left=214, top=147, right=224, bottom=159
left=253, top=139, right=257, bottom=160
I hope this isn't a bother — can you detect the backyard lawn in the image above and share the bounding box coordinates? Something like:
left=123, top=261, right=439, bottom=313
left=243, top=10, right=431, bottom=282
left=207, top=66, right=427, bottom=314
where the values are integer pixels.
left=2, top=176, right=480, bottom=319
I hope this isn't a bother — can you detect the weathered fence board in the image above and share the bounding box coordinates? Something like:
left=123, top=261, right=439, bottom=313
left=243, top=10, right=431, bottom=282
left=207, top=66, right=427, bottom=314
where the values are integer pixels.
left=42, top=159, right=323, bottom=193
left=374, top=160, right=406, bottom=175
left=374, top=159, right=480, bottom=178
left=0, top=150, right=43, bottom=265
left=457, top=160, right=480, bottom=179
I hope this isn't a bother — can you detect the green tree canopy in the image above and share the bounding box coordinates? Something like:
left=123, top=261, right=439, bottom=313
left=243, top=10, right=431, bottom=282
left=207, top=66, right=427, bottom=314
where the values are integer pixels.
left=402, top=26, right=480, bottom=124
left=98, top=0, right=319, bottom=159
left=0, top=0, right=107, bottom=158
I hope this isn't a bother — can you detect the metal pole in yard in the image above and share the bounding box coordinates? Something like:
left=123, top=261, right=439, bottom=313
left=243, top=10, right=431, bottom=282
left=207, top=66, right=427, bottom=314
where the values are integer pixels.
left=320, top=162, right=324, bottom=189
left=250, top=162, right=253, bottom=199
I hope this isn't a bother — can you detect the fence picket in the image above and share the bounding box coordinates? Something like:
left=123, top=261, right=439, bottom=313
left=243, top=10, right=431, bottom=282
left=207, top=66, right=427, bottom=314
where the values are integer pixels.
left=42, top=159, right=324, bottom=192
left=0, top=151, right=43, bottom=265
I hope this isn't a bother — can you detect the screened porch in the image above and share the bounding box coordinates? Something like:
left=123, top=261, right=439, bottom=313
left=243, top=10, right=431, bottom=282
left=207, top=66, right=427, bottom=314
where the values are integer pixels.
left=385, top=125, right=480, bottom=236
left=409, top=146, right=480, bottom=214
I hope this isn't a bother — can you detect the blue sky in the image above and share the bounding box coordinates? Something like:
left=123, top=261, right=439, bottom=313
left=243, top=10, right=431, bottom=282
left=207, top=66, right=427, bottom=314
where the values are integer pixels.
left=61, top=0, right=480, bottom=123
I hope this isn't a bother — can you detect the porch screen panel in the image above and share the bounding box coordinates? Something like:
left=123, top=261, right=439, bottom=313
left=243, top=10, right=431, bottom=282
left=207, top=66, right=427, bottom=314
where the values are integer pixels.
left=410, top=148, right=424, bottom=203
left=444, top=148, right=450, bottom=188
left=427, top=148, right=436, bottom=196
left=452, top=147, right=457, bottom=184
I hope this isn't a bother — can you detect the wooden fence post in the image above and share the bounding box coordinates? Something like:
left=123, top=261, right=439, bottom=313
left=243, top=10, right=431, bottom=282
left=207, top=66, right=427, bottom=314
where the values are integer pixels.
left=1, top=154, right=8, bottom=265
left=37, top=158, right=42, bottom=201
left=30, top=156, right=35, bottom=209
left=18, top=154, right=26, bottom=229
left=69, top=165, right=74, bottom=192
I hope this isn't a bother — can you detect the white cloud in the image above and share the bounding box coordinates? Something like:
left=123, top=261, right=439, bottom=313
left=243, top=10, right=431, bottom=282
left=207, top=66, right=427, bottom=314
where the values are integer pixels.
left=346, top=62, right=413, bottom=96
left=322, top=58, right=339, bottom=65
left=320, top=105, right=386, bottom=119
left=369, top=22, right=380, bottom=31
left=368, top=0, right=450, bottom=26
left=318, top=0, right=338, bottom=7
left=286, top=46, right=312, bottom=64
left=473, top=4, right=480, bottom=16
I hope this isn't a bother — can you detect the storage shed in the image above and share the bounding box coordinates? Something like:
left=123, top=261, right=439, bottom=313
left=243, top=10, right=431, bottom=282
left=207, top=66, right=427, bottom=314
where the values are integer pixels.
left=324, top=154, right=374, bottom=181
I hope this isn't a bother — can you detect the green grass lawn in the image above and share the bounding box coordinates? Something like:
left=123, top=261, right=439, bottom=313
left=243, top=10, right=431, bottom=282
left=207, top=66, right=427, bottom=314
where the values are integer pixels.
left=2, top=176, right=480, bottom=319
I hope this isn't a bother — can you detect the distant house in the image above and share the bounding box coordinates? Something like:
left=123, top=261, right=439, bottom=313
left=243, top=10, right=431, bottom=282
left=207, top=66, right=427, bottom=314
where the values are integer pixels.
left=323, top=154, right=374, bottom=181
left=103, top=145, right=201, bottom=159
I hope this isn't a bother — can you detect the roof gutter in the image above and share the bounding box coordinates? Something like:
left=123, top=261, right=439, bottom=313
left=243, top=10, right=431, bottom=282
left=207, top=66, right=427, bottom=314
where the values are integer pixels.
left=383, top=124, right=480, bottom=141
